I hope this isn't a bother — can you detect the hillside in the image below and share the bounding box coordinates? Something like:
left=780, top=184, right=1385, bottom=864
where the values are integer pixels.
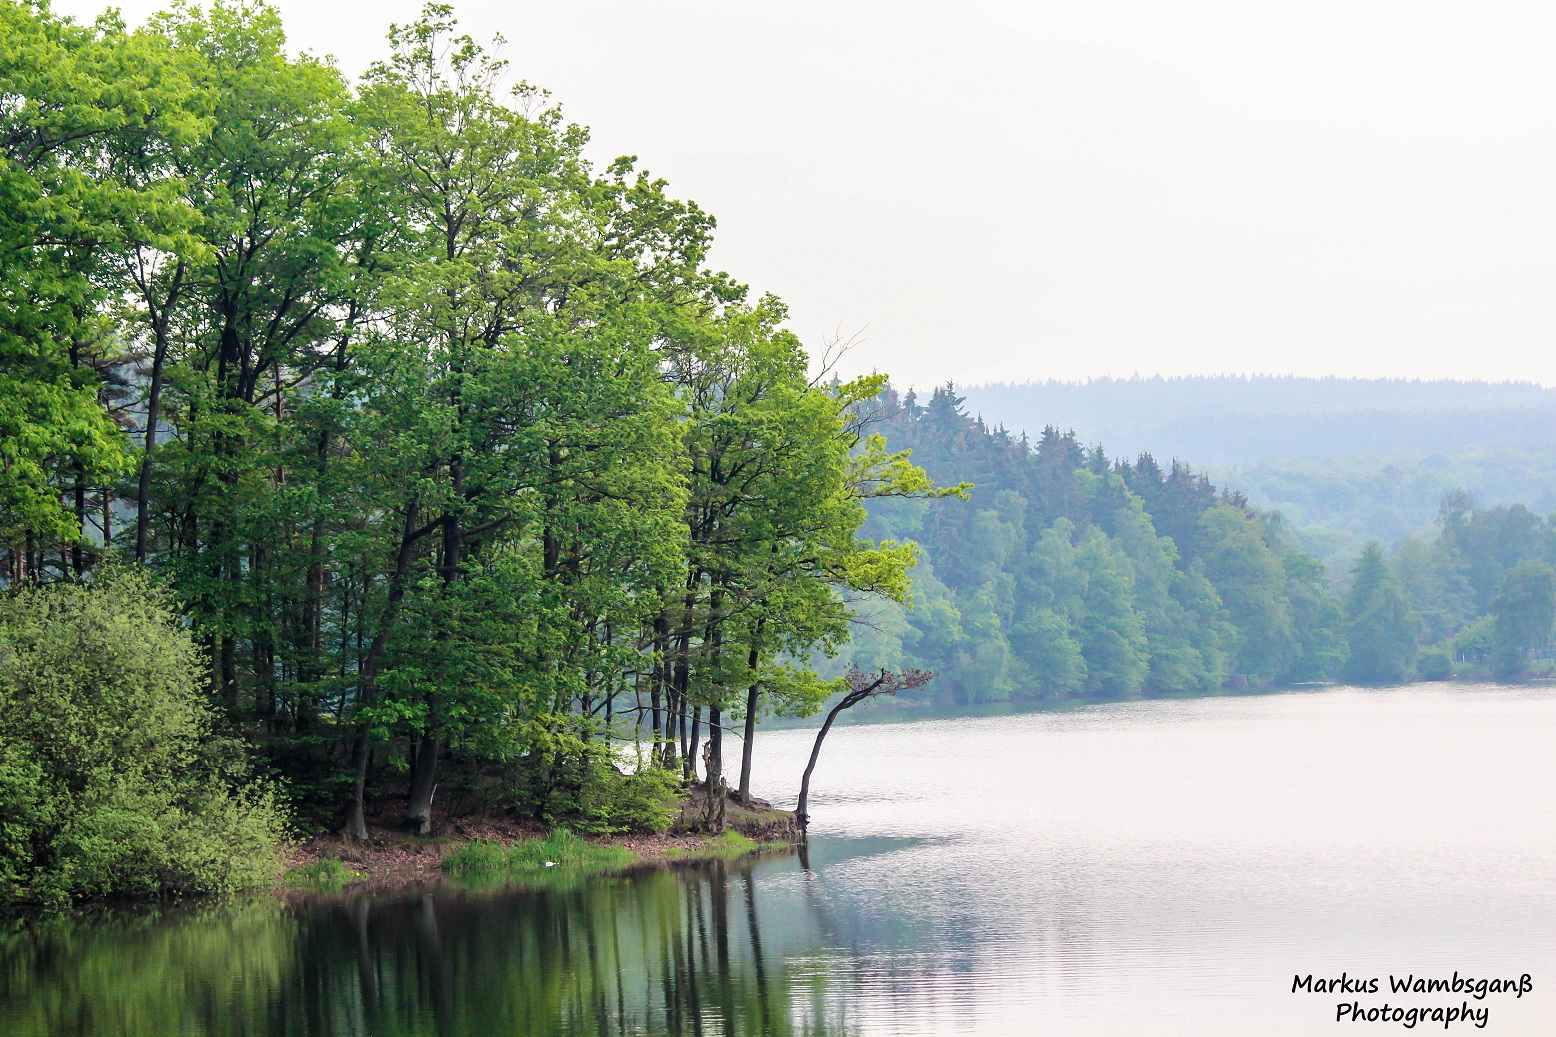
left=960, top=377, right=1556, bottom=465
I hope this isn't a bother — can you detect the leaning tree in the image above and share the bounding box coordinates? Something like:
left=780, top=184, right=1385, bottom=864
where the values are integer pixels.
left=794, top=666, right=934, bottom=834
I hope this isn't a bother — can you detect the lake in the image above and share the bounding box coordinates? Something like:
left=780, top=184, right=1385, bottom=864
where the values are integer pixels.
left=4, top=683, right=1554, bottom=1035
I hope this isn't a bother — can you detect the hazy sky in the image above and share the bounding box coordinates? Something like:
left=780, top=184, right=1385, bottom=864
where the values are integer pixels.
left=56, top=0, right=1556, bottom=387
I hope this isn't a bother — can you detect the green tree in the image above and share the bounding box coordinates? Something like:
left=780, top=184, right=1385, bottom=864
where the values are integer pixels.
left=1197, top=504, right=1295, bottom=684
left=1008, top=607, right=1086, bottom=696
left=0, top=1, right=205, bottom=576
left=1343, top=541, right=1419, bottom=684
left=1073, top=528, right=1148, bottom=695
left=1490, top=560, right=1556, bottom=678
left=1281, top=551, right=1348, bottom=681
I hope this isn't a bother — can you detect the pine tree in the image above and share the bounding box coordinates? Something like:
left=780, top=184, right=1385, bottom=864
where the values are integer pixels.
left=1343, top=542, right=1420, bottom=684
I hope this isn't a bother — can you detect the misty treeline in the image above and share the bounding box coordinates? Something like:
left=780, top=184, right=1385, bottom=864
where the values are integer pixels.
left=1210, top=451, right=1556, bottom=570
left=1387, top=493, right=1556, bottom=680
left=842, top=386, right=1506, bottom=701
left=0, top=0, right=950, bottom=900
left=963, top=376, right=1556, bottom=466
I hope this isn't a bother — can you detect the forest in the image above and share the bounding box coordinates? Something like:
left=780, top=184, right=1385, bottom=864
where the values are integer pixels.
left=1210, top=451, right=1556, bottom=569
left=841, top=387, right=1556, bottom=702
left=0, top=0, right=948, bottom=904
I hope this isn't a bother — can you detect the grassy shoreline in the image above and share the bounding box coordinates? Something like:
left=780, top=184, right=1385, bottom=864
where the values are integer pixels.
left=283, top=799, right=801, bottom=895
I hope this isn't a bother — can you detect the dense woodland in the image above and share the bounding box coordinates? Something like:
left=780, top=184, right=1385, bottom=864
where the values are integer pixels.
left=844, top=387, right=1556, bottom=700
left=0, top=0, right=948, bottom=903
left=845, top=387, right=1346, bottom=701
left=1212, top=451, right=1556, bottom=568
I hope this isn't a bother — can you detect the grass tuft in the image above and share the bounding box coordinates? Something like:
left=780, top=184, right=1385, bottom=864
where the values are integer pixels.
left=284, top=857, right=362, bottom=892
left=663, top=830, right=790, bottom=862
left=442, top=831, right=635, bottom=885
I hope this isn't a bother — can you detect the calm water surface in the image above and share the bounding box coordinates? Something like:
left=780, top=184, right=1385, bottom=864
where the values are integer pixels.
left=5, top=683, right=1555, bottom=1035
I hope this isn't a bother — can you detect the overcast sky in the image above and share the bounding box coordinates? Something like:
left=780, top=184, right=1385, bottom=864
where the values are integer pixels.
left=56, top=0, right=1556, bottom=388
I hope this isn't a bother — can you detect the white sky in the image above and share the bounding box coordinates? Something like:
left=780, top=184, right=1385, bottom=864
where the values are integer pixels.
left=58, top=0, right=1556, bottom=388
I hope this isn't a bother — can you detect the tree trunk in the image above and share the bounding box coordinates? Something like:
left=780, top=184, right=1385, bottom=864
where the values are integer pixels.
left=405, top=731, right=439, bottom=835
left=703, top=705, right=725, bottom=831
left=796, top=699, right=850, bottom=834
left=345, top=500, right=421, bottom=839
left=135, top=341, right=167, bottom=561
left=402, top=478, right=463, bottom=834
left=686, top=706, right=702, bottom=784
left=345, top=730, right=372, bottom=841
left=134, top=261, right=183, bottom=561
left=71, top=459, right=86, bottom=576
left=650, top=608, right=668, bottom=762
left=738, top=646, right=760, bottom=803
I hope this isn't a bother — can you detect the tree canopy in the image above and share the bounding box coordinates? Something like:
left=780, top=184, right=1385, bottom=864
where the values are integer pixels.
left=0, top=0, right=948, bottom=889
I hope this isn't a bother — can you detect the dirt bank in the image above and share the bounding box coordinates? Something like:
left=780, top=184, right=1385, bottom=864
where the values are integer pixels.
left=285, top=791, right=801, bottom=892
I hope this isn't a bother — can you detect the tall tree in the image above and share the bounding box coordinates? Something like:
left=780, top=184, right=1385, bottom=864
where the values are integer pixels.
left=1490, top=560, right=1556, bottom=678
left=0, top=1, right=204, bottom=579
left=1343, top=541, right=1419, bottom=684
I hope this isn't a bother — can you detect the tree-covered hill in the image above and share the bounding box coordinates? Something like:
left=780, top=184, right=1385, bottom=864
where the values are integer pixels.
left=845, top=386, right=1350, bottom=703
left=1210, top=451, right=1556, bottom=571
left=961, top=377, right=1556, bottom=465
left=844, top=385, right=1556, bottom=701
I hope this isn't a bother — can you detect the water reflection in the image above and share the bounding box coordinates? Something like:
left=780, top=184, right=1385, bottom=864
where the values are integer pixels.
left=7, top=686, right=1556, bottom=1035
left=0, top=849, right=901, bottom=1037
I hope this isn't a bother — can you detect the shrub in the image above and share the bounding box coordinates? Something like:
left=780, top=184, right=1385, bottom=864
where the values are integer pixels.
left=0, top=567, right=288, bottom=905
left=505, top=720, right=681, bottom=834
left=1415, top=647, right=1452, bottom=681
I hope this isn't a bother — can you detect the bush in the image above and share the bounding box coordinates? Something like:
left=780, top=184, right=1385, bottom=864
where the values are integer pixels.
left=1415, top=647, right=1452, bottom=681
left=505, top=719, right=681, bottom=834
left=0, top=567, right=288, bottom=905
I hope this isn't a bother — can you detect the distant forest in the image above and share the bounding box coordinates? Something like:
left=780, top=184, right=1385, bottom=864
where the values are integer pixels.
left=846, top=386, right=1556, bottom=704
left=961, top=377, right=1556, bottom=465
left=851, top=386, right=1347, bottom=702
left=1213, top=452, right=1556, bottom=569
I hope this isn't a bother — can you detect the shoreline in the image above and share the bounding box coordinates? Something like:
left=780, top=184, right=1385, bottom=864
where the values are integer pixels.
left=283, top=794, right=802, bottom=894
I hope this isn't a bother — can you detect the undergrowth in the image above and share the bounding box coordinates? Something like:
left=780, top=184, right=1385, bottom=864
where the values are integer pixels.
left=442, top=830, right=635, bottom=885
left=284, top=857, right=362, bottom=893
left=663, top=830, right=789, bottom=862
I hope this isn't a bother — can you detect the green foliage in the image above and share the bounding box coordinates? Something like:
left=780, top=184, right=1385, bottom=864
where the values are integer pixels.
left=1073, top=529, right=1148, bottom=694
left=1202, top=449, right=1556, bottom=572
left=442, top=830, right=635, bottom=883
left=0, top=568, right=286, bottom=905
left=1415, top=647, right=1452, bottom=681
left=847, top=386, right=1347, bottom=700
left=503, top=724, right=680, bottom=834
left=1342, top=542, right=1420, bottom=684
left=1450, top=616, right=1496, bottom=664
left=1490, top=560, right=1556, bottom=677
left=1008, top=607, right=1086, bottom=696
left=283, top=857, right=361, bottom=892
left=1196, top=505, right=1296, bottom=683
left=1282, top=551, right=1350, bottom=681
left=0, top=0, right=949, bottom=843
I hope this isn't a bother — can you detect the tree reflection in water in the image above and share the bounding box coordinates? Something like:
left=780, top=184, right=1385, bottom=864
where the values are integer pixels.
left=0, top=857, right=859, bottom=1037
